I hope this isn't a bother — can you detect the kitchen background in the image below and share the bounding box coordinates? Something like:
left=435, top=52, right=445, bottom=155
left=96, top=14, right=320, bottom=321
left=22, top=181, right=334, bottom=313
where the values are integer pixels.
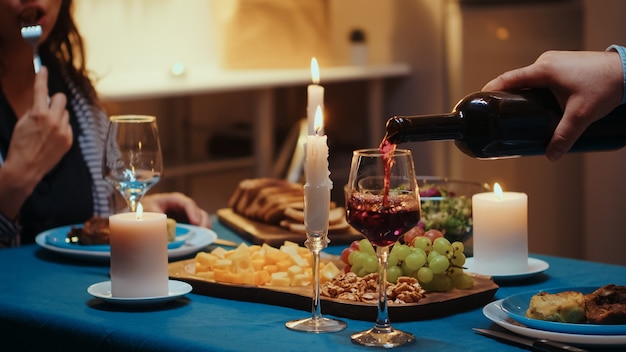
left=73, top=0, right=626, bottom=266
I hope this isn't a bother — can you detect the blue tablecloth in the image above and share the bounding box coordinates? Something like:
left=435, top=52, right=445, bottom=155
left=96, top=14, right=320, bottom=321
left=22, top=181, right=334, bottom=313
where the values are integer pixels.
left=1, top=220, right=624, bottom=351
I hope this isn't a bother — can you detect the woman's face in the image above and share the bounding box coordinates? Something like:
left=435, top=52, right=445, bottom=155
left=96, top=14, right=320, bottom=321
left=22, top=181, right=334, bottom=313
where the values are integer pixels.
left=0, top=0, right=63, bottom=48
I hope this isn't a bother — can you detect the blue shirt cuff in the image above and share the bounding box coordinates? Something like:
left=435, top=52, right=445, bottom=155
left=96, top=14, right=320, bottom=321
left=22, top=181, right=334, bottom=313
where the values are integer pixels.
left=607, top=44, right=626, bottom=104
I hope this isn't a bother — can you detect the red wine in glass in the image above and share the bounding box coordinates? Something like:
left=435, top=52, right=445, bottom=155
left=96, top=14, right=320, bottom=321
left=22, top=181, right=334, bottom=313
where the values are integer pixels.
left=346, top=193, right=420, bottom=247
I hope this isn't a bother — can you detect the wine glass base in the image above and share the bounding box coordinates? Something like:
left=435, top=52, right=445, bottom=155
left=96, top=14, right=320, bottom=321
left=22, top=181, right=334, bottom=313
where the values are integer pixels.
left=351, top=326, right=415, bottom=348
left=285, top=317, right=347, bottom=333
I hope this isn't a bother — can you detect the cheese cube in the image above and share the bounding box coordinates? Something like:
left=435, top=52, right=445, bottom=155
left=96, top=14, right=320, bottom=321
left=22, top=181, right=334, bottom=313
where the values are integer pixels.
left=210, top=247, right=228, bottom=259
left=195, top=252, right=218, bottom=267
left=195, top=263, right=211, bottom=273
left=269, top=272, right=291, bottom=287
left=256, top=270, right=271, bottom=286
left=291, top=273, right=311, bottom=286
left=276, top=259, right=293, bottom=272
left=242, top=272, right=257, bottom=286
left=250, top=258, right=266, bottom=271
left=214, top=259, right=233, bottom=270
left=213, top=268, right=229, bottom=282
left=264, top=245, right=289, bottom=264
left=320, top=261, right=341, bottom=283
left=287, top=265, right=304, bottom=277
left=280, top=245, right=308, bottom=267
left=263, top=264, right=278, bottom=274
left=227, top=272, right=244, bottom=285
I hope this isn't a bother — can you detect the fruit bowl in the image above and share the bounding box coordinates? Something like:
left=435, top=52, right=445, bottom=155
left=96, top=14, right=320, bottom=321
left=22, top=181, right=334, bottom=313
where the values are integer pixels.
left=417, top=176, right=490, bottom=244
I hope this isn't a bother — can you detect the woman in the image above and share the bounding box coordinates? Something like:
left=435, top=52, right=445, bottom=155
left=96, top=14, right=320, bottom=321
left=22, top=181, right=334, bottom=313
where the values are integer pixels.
left=0, top=0, right=210, bottom=247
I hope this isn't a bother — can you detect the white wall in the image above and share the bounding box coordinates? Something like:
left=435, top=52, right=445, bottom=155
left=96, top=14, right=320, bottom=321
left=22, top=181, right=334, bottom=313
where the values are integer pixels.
left=74, top=0, right=220, bottom=80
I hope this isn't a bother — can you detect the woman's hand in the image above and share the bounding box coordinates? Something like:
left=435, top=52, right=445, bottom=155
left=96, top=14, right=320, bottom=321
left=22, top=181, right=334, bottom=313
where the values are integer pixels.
left=6, top=67, right=72, bottom=180
left=0, top=67, right=72, bottom=219
left=482, top=50, right=623, bottom=161
left=142, top=192, right=211, bottom=228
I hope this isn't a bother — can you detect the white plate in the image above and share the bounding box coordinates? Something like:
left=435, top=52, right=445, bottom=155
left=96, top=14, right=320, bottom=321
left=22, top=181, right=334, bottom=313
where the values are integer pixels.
left=465, top=257, right=549, bottom=280
left=88, top=280, right=192, bottom=306
left=483, top=300, right=626, bottom=346
left=35, top=223, right=216, bottom=260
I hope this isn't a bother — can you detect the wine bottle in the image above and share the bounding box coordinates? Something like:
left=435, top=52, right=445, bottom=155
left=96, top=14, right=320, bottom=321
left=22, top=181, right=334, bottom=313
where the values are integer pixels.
left=384, top=89, right=626, bottom=159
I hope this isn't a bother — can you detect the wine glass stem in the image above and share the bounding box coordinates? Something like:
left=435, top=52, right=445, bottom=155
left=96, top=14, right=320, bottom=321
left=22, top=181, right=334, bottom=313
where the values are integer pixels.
left=311, top=247, right=323, bottom=321
left=128, top=196, right=142, bottom=212
left=375, top=245, right=392, bottom=330
left=306, top=236, right=326, bottom=322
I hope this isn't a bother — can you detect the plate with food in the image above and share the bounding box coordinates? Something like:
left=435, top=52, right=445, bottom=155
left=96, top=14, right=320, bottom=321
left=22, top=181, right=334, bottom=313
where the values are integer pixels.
left=500, top=285, right=626, bottom=335
left=168, top=240, right=499, bottom=322
left=483, top=300, right=626, bottom=346
left=35, top=217, right=216, bottom=260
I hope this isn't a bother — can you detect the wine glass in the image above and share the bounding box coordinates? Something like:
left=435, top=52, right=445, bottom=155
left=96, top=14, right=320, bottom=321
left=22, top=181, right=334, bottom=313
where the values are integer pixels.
left=103, top=115, right=163, bottom=212
left=345, top=148, right=420, bottom=347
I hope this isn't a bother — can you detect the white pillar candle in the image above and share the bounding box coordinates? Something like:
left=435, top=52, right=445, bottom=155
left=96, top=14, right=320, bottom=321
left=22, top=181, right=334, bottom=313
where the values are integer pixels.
left=472, top=183, right=528, bottom=275
left=109, top=207, right=169, bottom=298
left=307, top=57, right=324, bottom=135
left=304, top=106, right=332, bottom=234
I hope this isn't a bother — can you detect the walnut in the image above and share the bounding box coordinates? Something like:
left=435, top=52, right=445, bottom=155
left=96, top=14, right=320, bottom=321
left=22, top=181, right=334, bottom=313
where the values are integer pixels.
left=320, top=273, right=425, bottom=305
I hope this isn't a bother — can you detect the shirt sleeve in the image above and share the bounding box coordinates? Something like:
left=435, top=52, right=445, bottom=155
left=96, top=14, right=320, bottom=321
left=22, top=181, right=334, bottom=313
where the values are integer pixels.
left=607, top=44, right=626, bottom=104
left=0, top=214, right=21, bottom=248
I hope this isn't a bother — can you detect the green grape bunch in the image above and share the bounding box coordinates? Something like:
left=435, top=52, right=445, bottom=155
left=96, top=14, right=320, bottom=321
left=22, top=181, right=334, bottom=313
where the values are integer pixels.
left=340, top=230, right=473, bottom=292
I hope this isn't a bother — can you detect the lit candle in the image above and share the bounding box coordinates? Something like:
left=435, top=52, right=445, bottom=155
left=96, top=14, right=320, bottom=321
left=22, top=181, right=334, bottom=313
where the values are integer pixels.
left=307, top=57, right=324, bottom=135
left=109, top=204, right=169, bottom=297
left=472, top=183, right=528, bottom=275
left=304, top=106, right=332, bottom=234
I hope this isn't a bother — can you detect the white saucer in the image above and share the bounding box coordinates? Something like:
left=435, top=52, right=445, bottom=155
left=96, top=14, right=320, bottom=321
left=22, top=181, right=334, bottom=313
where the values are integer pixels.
left=87, top=280, right=192, bottom=306
left=464, top=257, right=549, bottom=280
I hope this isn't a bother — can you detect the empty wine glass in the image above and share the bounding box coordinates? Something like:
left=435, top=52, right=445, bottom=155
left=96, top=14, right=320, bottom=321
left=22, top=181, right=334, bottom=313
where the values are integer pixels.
left=103, top=115, right=163, bottom=212
left=345, top=148, right=420, bottom=348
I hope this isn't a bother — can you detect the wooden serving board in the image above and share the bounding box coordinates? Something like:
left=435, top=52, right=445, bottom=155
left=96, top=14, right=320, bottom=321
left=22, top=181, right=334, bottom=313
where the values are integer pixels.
left=216, top=208, right=362, bottom=246
left=168, top=258, right=499, bottom=322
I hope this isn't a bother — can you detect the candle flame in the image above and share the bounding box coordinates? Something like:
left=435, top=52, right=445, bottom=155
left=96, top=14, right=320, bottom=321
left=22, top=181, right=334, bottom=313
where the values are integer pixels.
left=310, top=57, right=320, bottom=84
left=136, top=202, right=143, bottom=220
left=494, top=182, right=503, bottom=200
left=314, top=106, right=323, bottom=135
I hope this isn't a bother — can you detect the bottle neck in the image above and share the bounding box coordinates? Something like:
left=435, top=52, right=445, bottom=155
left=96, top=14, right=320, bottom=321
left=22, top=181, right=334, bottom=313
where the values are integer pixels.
left=384, top=113, right=462, bottom=144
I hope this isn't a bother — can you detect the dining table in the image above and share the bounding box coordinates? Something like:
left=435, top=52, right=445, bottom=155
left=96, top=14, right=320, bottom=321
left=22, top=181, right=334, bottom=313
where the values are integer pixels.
left=1, top=218, right=624, bottom=352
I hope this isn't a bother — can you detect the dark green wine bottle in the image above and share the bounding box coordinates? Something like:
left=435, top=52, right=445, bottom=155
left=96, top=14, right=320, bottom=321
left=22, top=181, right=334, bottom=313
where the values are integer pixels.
left=384, top=89, right=626, bottom=159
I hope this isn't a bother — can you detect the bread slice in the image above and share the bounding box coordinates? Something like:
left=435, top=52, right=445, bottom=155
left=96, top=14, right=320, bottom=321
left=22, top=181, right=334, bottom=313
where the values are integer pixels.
left=244, top=185, right=301, bottom=218
left=261, top=194, right=304, bottom=224
left=229, top=177, right=349, bottom=232
left=230, top=178, right=291, bottom=214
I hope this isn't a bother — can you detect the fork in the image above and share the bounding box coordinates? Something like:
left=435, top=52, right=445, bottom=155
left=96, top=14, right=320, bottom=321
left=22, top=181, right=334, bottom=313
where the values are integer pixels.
left=21, top=24, right=42, bottom=73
